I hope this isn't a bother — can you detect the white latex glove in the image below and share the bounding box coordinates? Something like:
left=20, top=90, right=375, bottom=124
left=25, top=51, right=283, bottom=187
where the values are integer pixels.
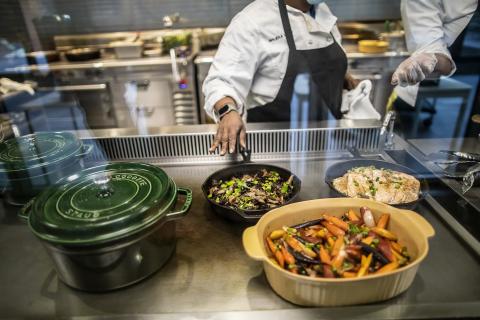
left=391, top=52, right=437, bottom=87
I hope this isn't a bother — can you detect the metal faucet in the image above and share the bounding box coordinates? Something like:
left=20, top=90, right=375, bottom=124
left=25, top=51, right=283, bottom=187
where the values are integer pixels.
left=381, top=111, right=396, bottom=149
left=163, top=13, right=181, bottom=28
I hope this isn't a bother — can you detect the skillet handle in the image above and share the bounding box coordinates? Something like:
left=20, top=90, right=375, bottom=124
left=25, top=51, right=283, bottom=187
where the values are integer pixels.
left=347, top=145, right=363, bottom=159
left=239, top=148, right=252, bottom=163
left=166, top=187, right=193, bottom=220
left=242, top=226, right=264, bottom=261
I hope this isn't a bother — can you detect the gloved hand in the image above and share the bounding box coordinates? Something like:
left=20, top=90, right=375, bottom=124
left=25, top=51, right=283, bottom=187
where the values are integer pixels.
left=391, top=52, right=438, bottom=87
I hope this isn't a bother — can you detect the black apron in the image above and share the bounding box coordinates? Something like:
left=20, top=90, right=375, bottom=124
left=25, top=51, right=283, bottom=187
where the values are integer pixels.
left=247, top=0, right=348, bottom=123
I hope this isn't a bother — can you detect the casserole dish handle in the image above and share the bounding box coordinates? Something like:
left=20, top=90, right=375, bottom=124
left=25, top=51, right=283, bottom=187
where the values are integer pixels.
left=242, top=226, right=264, bottom=261
left=166, top=187, right=193, bottom=220
left=403, top=210, right=435, bottom=238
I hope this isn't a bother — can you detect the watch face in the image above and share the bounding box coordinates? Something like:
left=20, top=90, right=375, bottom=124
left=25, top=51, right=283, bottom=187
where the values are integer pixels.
left=219, top=105, right=230, bottom=115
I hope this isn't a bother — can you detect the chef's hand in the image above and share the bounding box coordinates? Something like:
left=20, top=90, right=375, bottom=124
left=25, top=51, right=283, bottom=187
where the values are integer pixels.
left=391, top=52, right=438, bottom=87
left=209, top=111, right=247, bottom=156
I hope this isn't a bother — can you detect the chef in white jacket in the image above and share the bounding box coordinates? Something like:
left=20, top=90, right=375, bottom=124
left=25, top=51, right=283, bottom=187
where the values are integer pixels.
left=392, top=0, right=478, bottom=90
left=203, top=0, right=358, bottom=155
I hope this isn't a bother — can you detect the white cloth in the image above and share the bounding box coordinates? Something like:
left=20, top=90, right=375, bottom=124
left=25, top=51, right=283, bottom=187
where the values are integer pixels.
left=202, top=0, right=342, bottom=122
left=0, top=78, right=34, bottom=96
left=395, top=0, right=477, bottom=105
left=341, top=80, right=381, bottom=120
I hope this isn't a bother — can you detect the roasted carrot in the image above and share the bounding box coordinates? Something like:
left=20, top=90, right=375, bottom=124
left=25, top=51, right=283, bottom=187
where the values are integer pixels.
left=266, top=237, right=277, bottom=254
left=322, top=221, right=345, bottom=237
left=286, top=236, right=317, bottom=258
left=280, top=241, right=295, bottom=265
left=285, top=235, right=303, bottom=252
left=371, top=227, right=398, bottom=240
left=390, top=240, right=403, bottom=253
left=326, top=236, right=335, bottom=248
left=323, top=214, right=349, bottom=231
left=357, top=253, right=372, bottom=277
left=376, top=214, right=390, bottom=229
left=392, top=249, right=407, bottom=265
left=346, top=209, right=360, bottom=222
left=375, top=261, right=399, bottom=274
left=331, top=235, right=345, bottom=257
left=266, top=237, right=285, bottom=268
left=319, top=245, right=332, bottom=264
left=332, top=250, right=346, bottom=269
left=361, top=236, right=374, bottom=245
left=343, top=271, right=357, bottom=278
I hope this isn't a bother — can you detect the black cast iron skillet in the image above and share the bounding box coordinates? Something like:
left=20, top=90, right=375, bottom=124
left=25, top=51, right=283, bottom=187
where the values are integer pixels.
left=324, top=147, right=428, bottom=209
left=202, top=149, right=301, bottom=223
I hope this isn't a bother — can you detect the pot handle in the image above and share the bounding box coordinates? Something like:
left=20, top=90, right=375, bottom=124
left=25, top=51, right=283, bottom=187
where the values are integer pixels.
left=18, top=198, right=35, bottom=222
left=242, top=226, right=264, bottom=261
left=403, top=210, right=435, bottom=238
left=166, top=187, right=193, bottom=220
left=76, top=144, right=94, bottom=158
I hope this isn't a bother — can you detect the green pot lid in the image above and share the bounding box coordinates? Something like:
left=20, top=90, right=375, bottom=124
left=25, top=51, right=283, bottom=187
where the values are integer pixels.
left=0, top=132, right=83, bottom=173
left=28, top=162, right=177, bottom=246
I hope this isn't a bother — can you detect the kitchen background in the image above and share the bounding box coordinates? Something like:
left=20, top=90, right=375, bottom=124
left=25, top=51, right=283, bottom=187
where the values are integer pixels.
left=2, top=0, right=401, bottom=51
left=0, top=0, right=478, bottom=139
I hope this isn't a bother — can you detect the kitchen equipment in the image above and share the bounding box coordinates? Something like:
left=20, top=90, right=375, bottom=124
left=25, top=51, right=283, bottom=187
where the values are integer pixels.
left=380, top=31, right=406, bottom=52
left=110, top=41, right=143, bottom=59
left=202, top=151, right=301, bottom=223
left=358, top=40, right=389, bottom=53
left=64, top=48, right=101, bottom=62
left=25, top=51, right=60, bottom=65
left=243, top=197, right=435, bottom=306
left=0, top=132, right=92, bottom=205
left=198, top=28, right=225, bottom=50
left=324, top=147, right=428, bottom=209
left=19, top=162, right=192, bottom=292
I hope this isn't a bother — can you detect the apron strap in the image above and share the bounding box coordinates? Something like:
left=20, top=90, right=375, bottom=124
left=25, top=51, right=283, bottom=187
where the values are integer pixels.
left=278, top=0, right=296, bottom=51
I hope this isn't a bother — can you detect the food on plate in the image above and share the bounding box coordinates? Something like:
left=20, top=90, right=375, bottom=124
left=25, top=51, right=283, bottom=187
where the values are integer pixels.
left=265, top=207, right=410, bottom=278
left=332, top=166, right=420, bottom=204
left=208, top=169, right=294, bottom=210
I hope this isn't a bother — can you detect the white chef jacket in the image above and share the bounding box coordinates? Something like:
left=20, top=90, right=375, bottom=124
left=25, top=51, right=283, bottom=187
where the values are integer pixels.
left=395, top=0, right=477, bottom=106
left=401, top=0, right=478, bottom=73
left=202, top=0, right=342, bottom=122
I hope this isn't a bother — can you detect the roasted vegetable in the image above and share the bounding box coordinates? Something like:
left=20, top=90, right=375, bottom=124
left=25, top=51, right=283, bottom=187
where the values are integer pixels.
left=376, top=213, right=390, bottom=229
left=322, top=221, right=345, bottom=237
left=265, top=206, right=410, bottom=279
left=371, top=227, right=398, bottom=241
left=208, top=169, right=294, bottom=210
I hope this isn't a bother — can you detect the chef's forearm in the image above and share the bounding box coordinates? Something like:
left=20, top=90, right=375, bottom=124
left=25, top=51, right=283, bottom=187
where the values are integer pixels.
left=434, top=53, right=454, bottom=76
left=214, top=97, right=237, bottom=112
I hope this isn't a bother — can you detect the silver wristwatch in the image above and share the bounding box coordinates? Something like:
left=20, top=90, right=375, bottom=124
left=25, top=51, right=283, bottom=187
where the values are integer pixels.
left=215, top=103, right=237, bottom=120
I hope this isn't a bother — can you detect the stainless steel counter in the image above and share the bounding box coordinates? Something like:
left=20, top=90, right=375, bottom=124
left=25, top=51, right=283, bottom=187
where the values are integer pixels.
left=1, top=146, right=479, bottom=319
